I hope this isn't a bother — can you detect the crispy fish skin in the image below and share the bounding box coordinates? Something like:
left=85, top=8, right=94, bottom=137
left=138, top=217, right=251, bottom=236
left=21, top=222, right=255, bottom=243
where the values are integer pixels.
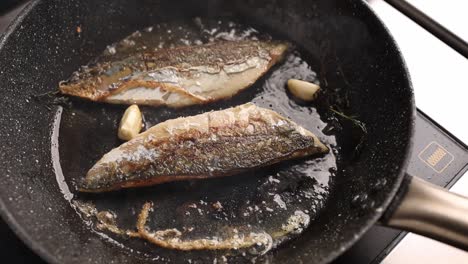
left=59, top=40, right=288, bottom=107
left=80, top=103, right=328, bottom=192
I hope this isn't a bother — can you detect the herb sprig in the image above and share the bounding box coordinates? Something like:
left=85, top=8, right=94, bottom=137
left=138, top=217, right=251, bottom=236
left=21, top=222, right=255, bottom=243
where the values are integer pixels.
left=330, top=107, right=367, bottom=157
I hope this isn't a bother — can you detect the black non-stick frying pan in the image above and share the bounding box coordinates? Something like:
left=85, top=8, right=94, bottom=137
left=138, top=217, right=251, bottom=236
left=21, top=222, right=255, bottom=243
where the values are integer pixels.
left=0, top=0, right=467, bottom=263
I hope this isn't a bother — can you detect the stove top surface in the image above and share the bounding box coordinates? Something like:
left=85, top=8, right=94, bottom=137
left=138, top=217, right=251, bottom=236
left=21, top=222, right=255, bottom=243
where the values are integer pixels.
left=0, top=1, right=467, bottom=263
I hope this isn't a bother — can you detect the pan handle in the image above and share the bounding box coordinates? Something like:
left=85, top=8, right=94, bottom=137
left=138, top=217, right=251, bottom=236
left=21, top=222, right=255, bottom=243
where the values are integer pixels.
left=383, top=175, right=468, bottom=250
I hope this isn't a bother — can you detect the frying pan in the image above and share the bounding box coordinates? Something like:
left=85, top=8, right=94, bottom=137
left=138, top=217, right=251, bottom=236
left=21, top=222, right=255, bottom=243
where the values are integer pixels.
left=0, top=0, right=467, bottom=263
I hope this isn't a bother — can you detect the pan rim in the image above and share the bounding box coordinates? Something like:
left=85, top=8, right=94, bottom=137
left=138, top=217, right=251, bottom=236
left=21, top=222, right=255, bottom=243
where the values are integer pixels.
left=0, top=0, right=416, bottom=263
left=318, top=0, right=416, bottom=262
left=0, top=1, right=61, bottom=264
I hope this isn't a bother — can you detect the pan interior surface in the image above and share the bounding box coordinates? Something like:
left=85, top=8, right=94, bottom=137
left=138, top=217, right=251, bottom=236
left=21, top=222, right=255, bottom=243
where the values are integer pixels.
left=0, top=0, right=414, bottom=263
left=57, top=18, right=338, bottom=262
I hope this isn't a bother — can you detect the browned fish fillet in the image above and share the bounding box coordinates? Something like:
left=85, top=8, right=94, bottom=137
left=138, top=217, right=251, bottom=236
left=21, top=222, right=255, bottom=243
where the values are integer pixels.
left=59, top=40, right=288, bottom=107
left=80, top=103, right=328, bottom=192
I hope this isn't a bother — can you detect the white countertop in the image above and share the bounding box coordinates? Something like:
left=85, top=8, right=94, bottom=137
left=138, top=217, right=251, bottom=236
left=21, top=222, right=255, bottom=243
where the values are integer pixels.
left=367, top=1, right=468, bottom=263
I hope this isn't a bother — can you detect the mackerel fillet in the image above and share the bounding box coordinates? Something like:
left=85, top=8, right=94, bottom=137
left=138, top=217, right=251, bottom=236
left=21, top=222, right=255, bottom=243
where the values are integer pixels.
left=60, top=41, right=288, bottom=107
left=80, top=103, right=328, bottom=192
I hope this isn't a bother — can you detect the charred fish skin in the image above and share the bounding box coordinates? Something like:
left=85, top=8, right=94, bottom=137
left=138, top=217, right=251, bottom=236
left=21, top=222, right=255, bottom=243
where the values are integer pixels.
left=59, top=40, right=288, bottom=107
left=80, top=103, right=328, bottom=192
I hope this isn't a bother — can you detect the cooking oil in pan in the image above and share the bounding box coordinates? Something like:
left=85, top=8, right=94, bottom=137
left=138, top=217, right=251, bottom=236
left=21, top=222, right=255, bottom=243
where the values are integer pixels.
left=52, top=18, right=338, bottom=262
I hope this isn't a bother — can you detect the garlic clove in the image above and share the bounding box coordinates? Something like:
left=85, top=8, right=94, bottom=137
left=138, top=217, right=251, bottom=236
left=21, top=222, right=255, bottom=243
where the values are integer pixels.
left=118, top=104, right=143, bottom=141
left=287, top=79, right=320, bottom=101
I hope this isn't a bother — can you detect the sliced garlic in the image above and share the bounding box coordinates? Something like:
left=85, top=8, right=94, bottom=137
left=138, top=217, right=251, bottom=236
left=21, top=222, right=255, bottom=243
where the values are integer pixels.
left=118, top=104, right=143, bottom=141
left=287, top=79, right=320, bottom=101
